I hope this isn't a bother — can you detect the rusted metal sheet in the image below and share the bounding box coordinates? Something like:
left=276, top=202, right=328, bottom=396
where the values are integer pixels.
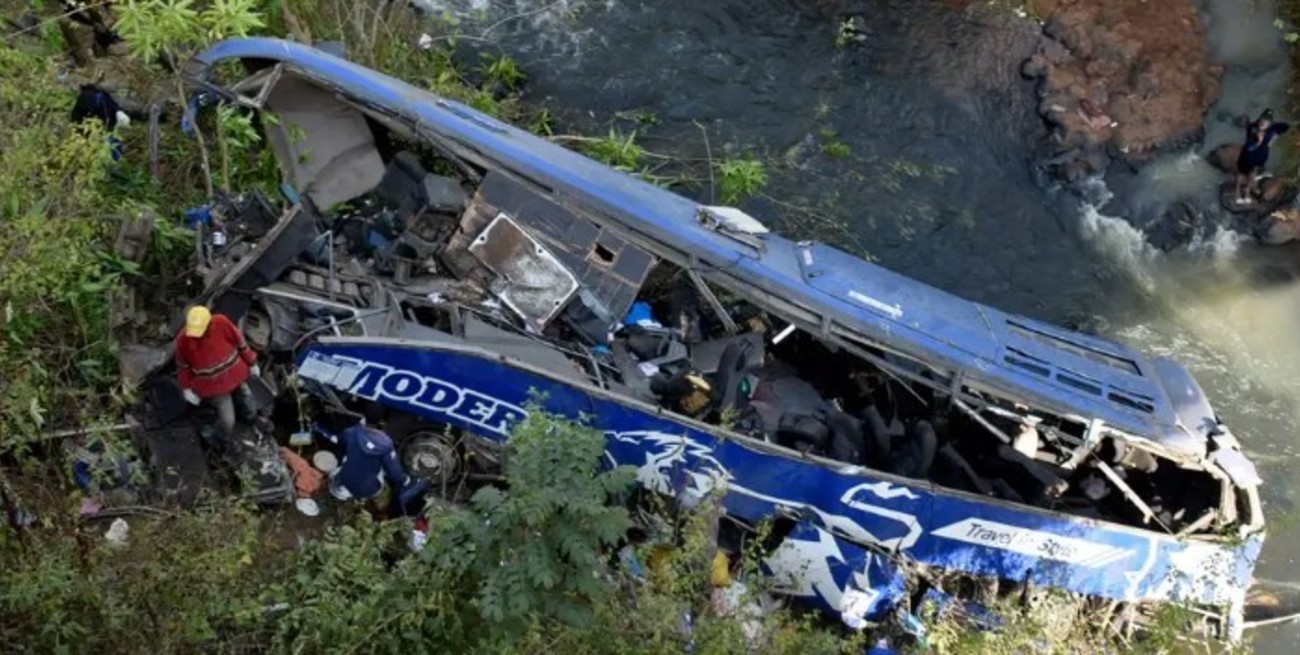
left=468, top=212, right=578, bottom=328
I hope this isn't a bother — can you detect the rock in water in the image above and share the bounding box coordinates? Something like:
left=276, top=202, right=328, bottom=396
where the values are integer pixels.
left=1260, top=207, right=1300, bottom=245
left=1024, top=0, right=1221, bottom=163
left=1206, top=144, right=1243, bottom=173
left=1260, top=177, right=1292, bottom=203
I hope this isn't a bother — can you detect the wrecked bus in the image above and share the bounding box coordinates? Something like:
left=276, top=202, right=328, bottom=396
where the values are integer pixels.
left=191, top=38, right=1265, bottom=640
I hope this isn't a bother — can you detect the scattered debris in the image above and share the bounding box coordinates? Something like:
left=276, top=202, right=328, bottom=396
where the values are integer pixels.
left=279, top=447, right=323, bottom=498
left=79, top=498, right=104, bottom=517
left=118, top=344, right=170, bottom=390
left=104, top=518, right=130, bottom=546
left=294, top=498, right=320, bottom=517
left=311, top=451, right=338, bottom=474
left=99, top=37, right=1266, bottom=643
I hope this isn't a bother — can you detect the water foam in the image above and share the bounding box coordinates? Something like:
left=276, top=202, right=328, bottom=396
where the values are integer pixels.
left=1075, top=177, right=1300, bottom=461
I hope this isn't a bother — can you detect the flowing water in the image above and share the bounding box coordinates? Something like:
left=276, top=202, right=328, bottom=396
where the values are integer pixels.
left=426, top=0, right=1300, bottom=647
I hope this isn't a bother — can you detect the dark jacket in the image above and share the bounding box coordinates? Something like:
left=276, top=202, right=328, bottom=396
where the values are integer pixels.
left=1238, top=121, right=1291, bottom=171
left=319, top=423, right=411, bottom=500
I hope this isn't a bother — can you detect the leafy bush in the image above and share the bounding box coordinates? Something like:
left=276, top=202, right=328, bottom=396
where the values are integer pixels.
left=717, top=158, right=768, bottom=204
left=819, top=128, right=852, bottom=159
left=480, top=52, right=526, bottom=90
left=0, top=44, right=127, bottom=449
left=272, top=409, right=637, bottom=653
left=0, top=500, right=272, bottom=654
left=586, top=129, right=645, bottom=172
left=115, top=0, right=266, bottom=63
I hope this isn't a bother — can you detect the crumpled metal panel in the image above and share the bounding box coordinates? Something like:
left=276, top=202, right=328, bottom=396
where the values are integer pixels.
left=296, top=340, right=1264, bottom=637
left=468, top=212, right=579, bottom=328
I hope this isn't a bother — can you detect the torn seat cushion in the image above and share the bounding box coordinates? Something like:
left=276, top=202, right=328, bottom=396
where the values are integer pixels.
left=377, top=151, right=467, bottom=219
left=262, top=74, right=385, bottom=209
left=710, top=340, right=753, bottom=416
left=776, top=413, right=830, bottom=453
left=825, top=411, right=866, bottom=465
left=890, top=420, right=937, bottom=479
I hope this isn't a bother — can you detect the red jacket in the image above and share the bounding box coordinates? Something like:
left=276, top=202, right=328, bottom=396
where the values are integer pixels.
left=175, top=313, right=257, bottom=398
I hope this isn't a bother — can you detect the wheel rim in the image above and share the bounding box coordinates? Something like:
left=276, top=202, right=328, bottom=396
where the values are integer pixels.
left=402, top=432, right=459, bottom=486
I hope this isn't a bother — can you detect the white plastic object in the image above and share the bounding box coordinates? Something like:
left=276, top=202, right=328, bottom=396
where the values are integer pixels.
left=312, top=450, right=338, bottom=473
left=294, top=498, right=320, bottom=517
left=105, top=518, right=130, bottom=546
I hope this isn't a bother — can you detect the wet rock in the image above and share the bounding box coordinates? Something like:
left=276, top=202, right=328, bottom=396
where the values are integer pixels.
left=1024, top=0, right=1221, bottom=165
left=1205, top=144, right=1242, bottom=174
left=1259, top=208, right=1300, bottom=245
left=1055, top=157, right=1094, bottom=184
left=1037, top=147, right=1107, bottom=185
left=1145, top=202, right=1204, bottom=252
left=1260, top=177, right=1292, bottom=204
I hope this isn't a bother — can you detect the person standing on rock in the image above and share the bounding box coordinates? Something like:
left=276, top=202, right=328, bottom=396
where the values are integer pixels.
left=175, top=306, right=259, bottom=438
left=1235, top=109, right=1290, bottom=205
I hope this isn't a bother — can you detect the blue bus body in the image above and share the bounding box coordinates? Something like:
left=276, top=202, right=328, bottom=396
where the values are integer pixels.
left=196, top=38, right=1265, bottom=637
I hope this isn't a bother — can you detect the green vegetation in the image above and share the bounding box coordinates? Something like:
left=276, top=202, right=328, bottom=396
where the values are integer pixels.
left=835, top=17, right=864, bottom=50
left=270, top=409, right=643, bottom=652
left=584, top=128, right=645, bottom=172
left=3, top=500, right=271, bottom=652
left=115, top=0, right=265, bottom=63
left=0, top=44, right=130, bottom=454
left=528, top=105, right=555, bottom=136
left=0, top=2, right=1246, bottom=653
left=0, top=405, right=862, bottom=654
left=1276, top=5, right=1300, bottom=189
left=479, top=52, right=526, bottom=90
left=717, top=158, right=768, bottom=204
left=819, top=127, right=852, bottom=159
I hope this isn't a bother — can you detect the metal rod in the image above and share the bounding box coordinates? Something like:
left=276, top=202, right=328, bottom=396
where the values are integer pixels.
left=771, top=323, right=797, bottom=345
left=1095, top=459, right=1172, bottom=533
left=952, top=398, right=1012, bottom=445
left=291, top=307, right=392, bottom=353
left=584, top=347, right=605, bottom=389
left=1177, top=509, right=1218, bottom=537
left=1061, top=418, right=1105, bottom=470
left=327, top=231, right=336, bottom=303
left=687, top=267, right=738, bottom=335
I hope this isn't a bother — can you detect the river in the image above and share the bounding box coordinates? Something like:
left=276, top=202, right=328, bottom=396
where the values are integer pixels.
left=428, top=0, right=1300, bottom=648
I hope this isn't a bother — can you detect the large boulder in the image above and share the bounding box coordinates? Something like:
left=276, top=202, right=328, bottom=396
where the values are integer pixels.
left=1205, top=144, right=1242, bottom=174
left=1260, top=177, right=1292, bottom=203
left=1023, top=0, right=1222, bottom=163
left=1259, top=208, right=1300, bottom=245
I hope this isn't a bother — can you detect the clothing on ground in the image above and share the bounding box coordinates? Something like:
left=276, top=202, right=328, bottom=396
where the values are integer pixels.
left=71, top=84, right=122, bottom=131
left=318, top=423, right=411, bottom=501
left=174, top=313, right=257, bottom=398
left=279, top=447, right=324, bottom=498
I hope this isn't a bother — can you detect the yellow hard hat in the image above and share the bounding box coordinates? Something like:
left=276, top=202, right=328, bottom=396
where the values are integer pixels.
left=184, top=306, right=212, bottom=337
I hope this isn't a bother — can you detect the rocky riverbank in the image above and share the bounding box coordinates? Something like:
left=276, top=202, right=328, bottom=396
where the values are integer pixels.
left=805, top=0, right=1226, bottom=189
left=1022, top=0, right=1222, bottom=180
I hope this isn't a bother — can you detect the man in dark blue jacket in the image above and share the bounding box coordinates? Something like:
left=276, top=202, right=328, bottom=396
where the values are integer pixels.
left=315, top=404, right=412, bottom=502
left=1235, top=109, right=1291, bottom=204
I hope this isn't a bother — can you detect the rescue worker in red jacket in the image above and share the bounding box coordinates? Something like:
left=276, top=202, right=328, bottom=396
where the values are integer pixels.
left=175, top=306, right=259, bottom=437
